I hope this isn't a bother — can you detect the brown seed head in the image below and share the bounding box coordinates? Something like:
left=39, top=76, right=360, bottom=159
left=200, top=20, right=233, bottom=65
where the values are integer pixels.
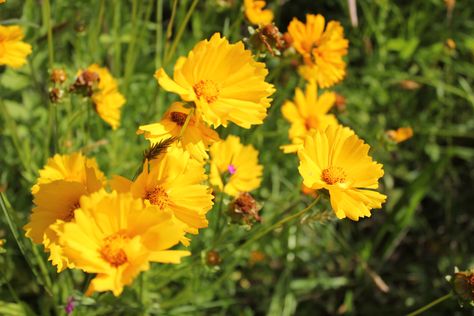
left=49, top=88, right=64, bottom=103
left=69, top=70, right=100, bottom=96
left=229, top=192, right=262, bottom=225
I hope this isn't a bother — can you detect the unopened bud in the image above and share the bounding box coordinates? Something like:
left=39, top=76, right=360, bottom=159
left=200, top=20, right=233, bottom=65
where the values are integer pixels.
left=399, top=80, right=421, bottom=90
left=206, top=250, right=222, bottom=266
left=50, top=69, right=67, bottom=84
left=335, top=93, right=346, bottom=112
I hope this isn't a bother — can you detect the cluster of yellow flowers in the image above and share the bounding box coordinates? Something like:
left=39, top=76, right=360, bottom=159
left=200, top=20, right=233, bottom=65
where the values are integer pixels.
left=7, top=0, right=394, bottom=298
left=240, top=3, right=387, bottom=221
left=24, top=32, right=273, bottom=296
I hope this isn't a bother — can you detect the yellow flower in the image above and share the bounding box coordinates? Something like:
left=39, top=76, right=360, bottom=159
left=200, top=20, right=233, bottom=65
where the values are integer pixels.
left=209, top=135, right=263, bottom=196
left=297, top=125, right=386, bottom=220
left=0, top=25, right=32, bottom=68
left=25, top=153, right=106, bottom=271
left=244, top=0, right=273, bottom=26
left=281, top=80, right=338, bottom=153
left=111, top=146, right=213, bottom=236
left=59, top=190, right=189, bottom=296
left=86, top=64, right=126, bottom=129
left=287, top=14, right=348, bottom=88
left=386, top=127, right=413, bottom=143
left=137, top=102, right=220, bottom=163
left=155, top=33, right=275, bottom=128
left=31, top=152, right=106, bottom=194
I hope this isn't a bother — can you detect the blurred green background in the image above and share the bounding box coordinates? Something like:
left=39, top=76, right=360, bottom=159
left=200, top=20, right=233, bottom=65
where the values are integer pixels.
left=1, top=0, right=473, bottom=315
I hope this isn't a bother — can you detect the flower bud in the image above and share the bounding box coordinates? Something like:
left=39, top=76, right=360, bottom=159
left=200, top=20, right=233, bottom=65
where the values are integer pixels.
left=206, top=250, right=222, bottom=266
left=50, top=69, right=67, bottom=84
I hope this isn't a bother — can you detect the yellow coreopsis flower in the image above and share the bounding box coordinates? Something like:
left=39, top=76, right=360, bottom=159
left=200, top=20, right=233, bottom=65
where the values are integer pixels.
left=281, top=80, right=338, bottom=153
left=287, top=14, right=348, bottom=88
left=137, top=102, right=220, bottom=163
left=25, top=153, right=106, bottom=271
left=86, top=64, right=125, bottom=129
left=31, top=152, right=106, bottom=194
left=209, top=135, right=263, bottom=196
left=59, top=190, right=189, bottom=296
left=297, top=125, right=386, bottom=221
left=0, top=25, right=32, bottom=68
left=386, top=127, right=413, bottom=143
left=111, top=146, right=213, bottom=236
left=155, top=33, right=275, bottom=128
left=244, top=0, right=274, bottom=26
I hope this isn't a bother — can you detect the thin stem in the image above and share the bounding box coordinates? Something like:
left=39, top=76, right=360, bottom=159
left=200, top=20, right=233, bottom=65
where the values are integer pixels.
left=238, top=197, right=320, bottom=251
left=212, top=197, right=320, bottom=289
left=112, top=0, right=122, bottom=75
left=155, top=0, right=164, bottom=69
left=124, top=0, right=140, bottom=87
left=0, top=100, right=31, bottom=173
left=211, top=190, right=226, bottom=247
left=164, top=0, right=199, bottom=65
left=163, top=0, right=178, bottom=62
left=407, top=293, right=453, bottom=316
left=179, top=107, right=195, bottom=138
left=0, top=193, right=53, bottom=296
left=41, top=0, right=54, bottom=67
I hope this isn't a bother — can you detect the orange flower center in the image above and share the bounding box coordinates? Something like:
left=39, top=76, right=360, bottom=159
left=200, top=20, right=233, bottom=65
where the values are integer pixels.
left=321, top=166, right=346, bottom=185
left=145, top=186, right=169, bottom=210
left=100, top=233, right=129, bottom=267
left=193, top=80, right=220, bottom=103
left=63, top=201, right=80, bottom=222
left=305, top=116, right=320, bottom=130
left=169, top=111, right=188, bottom=126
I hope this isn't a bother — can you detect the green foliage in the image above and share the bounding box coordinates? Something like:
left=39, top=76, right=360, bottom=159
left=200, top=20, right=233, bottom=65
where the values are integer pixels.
left=1, top=0, right=473, bottom=315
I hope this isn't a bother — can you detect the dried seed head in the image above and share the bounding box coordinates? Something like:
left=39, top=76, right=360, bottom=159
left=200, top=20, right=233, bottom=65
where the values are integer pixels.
left=49, top=88, right=64, bottom=103
left=69, top=70, right=100, bottom=97
left=229, top=192, right=262, bottom=225
left=249, top=24, right=288, bottom=56
left=451, top=269, right=474, bottom=304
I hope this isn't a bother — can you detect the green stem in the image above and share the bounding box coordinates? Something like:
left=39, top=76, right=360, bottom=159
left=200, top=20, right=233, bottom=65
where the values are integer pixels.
left=89, top=0, right=105, bottom=61
left=211, top=190, right=226, bottom=247
left=238, top=197, right=320, bottom=251
left=164, top=0, right=199, bottom=65
left=0, top=100, right=31, bottom=173
left=124, top=0, right=140, bottom=87
left=0, top=193, right=53, bottom=296
left=112, top=0, right=122, bottom=75
left=212, top=197, right=320, bottom=288
left=41, top=0, right=54, bottom=67
left=407, top=293, right=453, bottom=316
left=155, top=0, right=164, bottom=69
left=163, top=0, right=178, bottom=62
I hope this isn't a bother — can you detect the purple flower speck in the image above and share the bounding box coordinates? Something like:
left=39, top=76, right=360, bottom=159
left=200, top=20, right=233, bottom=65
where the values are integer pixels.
left=228, top=164, right=237, bottom=175
left=65, top=297, right=75, bottom=315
